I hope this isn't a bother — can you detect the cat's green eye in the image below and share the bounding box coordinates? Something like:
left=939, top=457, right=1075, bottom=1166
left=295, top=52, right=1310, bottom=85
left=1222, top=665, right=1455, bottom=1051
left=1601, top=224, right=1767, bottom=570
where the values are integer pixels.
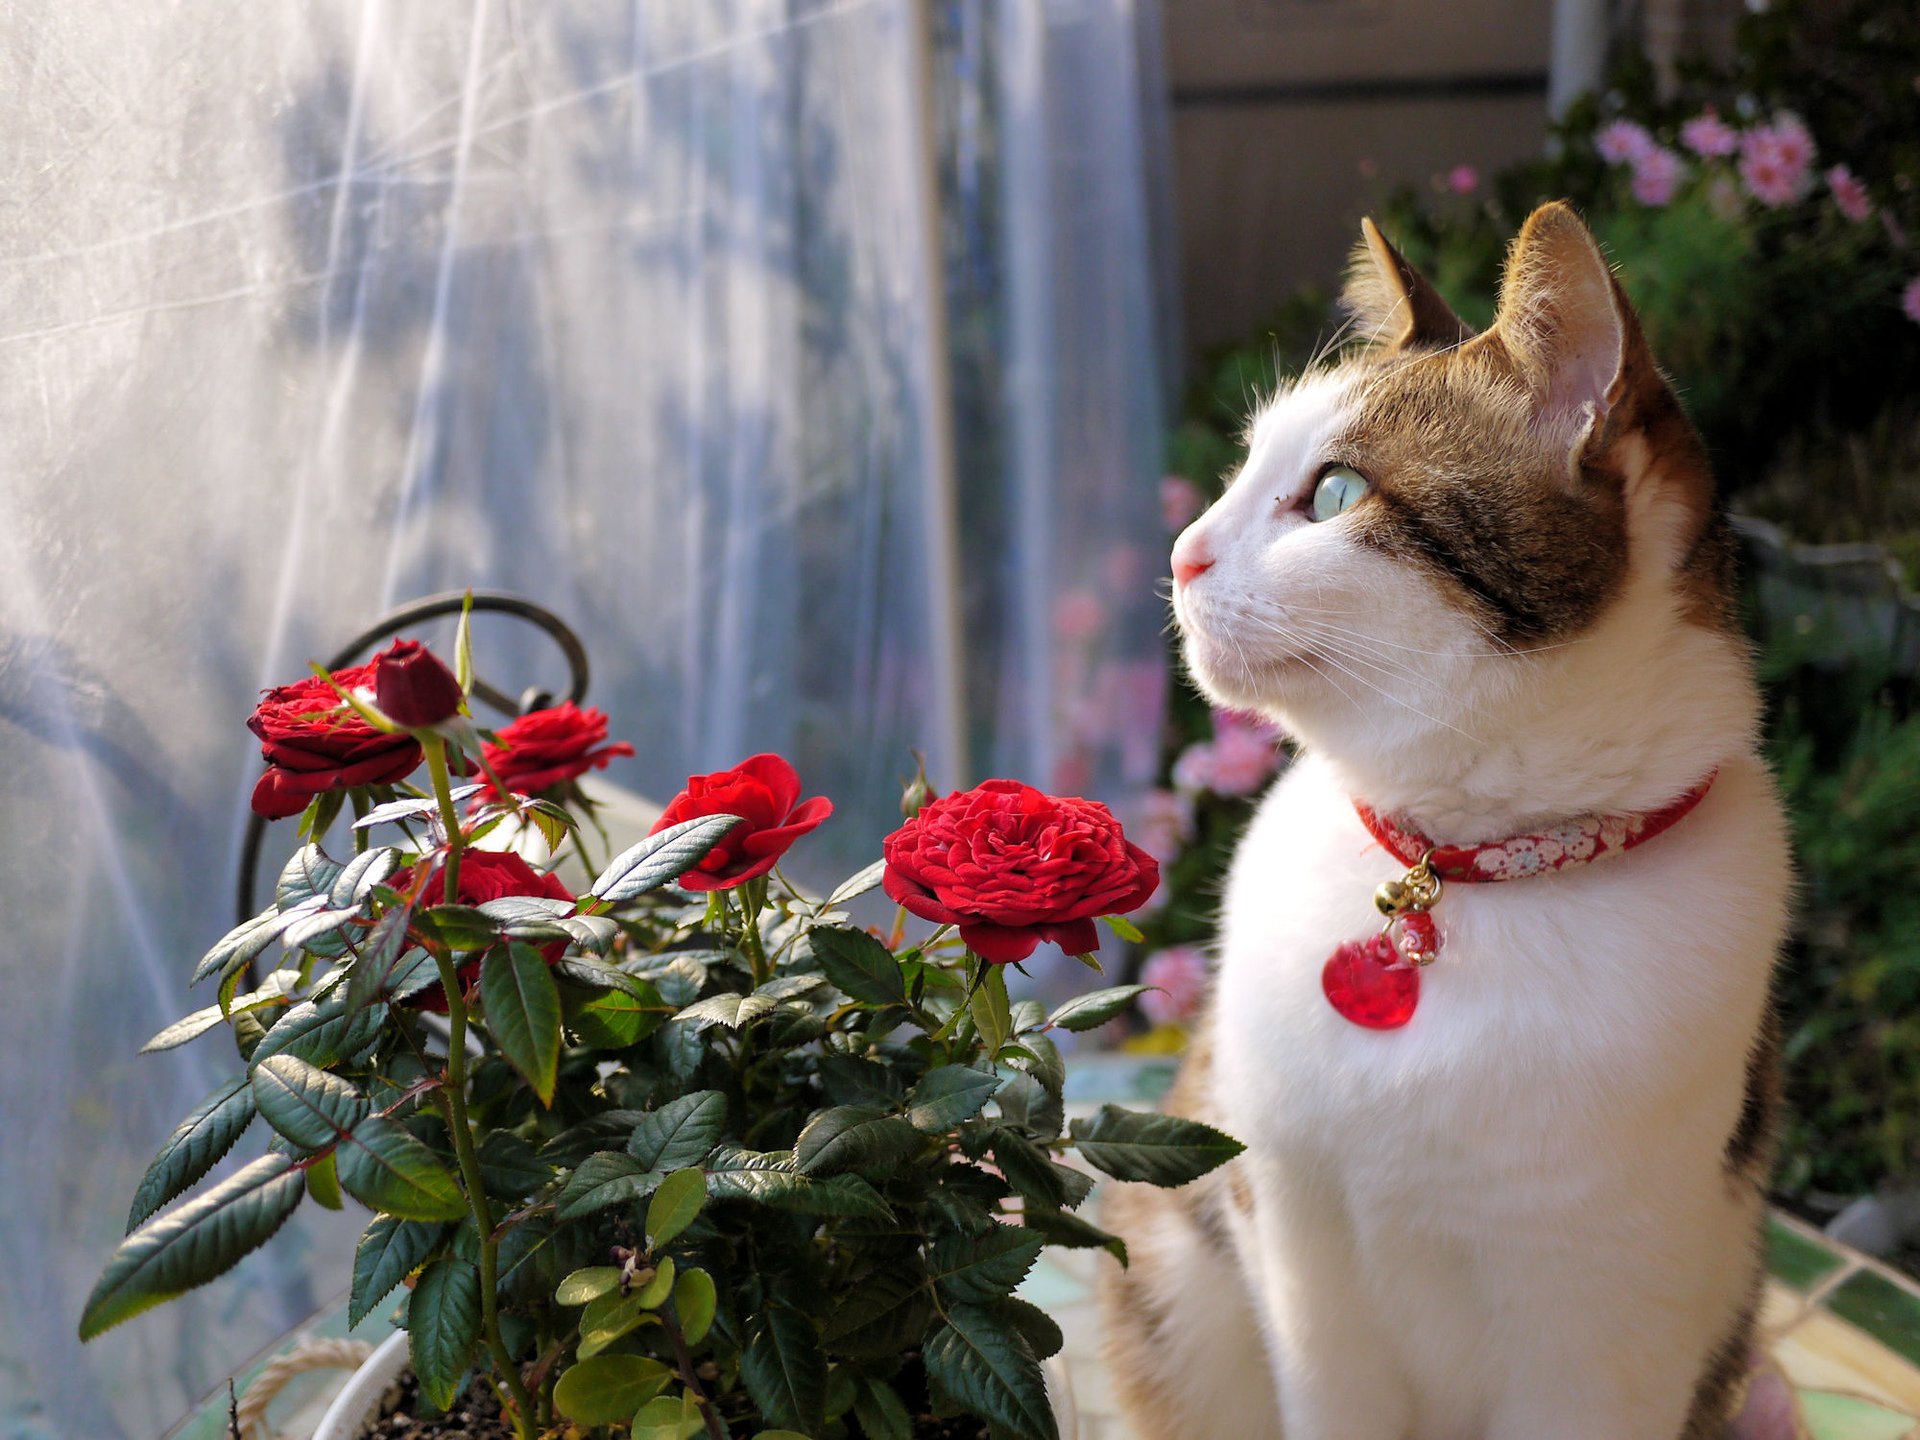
left=1310, top=465, right=1369, bottom=522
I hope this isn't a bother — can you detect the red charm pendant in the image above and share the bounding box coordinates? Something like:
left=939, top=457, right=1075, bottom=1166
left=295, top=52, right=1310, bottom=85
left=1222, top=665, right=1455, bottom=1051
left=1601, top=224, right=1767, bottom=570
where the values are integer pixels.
left=1391, top=911, right=1440, bottom=966
left=1322, top=933, right=1420, bottom=1029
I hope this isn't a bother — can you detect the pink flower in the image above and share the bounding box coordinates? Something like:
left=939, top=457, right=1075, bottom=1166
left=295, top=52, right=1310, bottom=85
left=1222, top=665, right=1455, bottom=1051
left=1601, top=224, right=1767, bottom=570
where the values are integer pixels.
left=1680, top=109, right=1740, bottom=158
left=1740, top=117, right=1815, bottom=207
left=1173, top=710, right=1283, bottom=798
left=1160, top=475, right=1205, bottom=531
left=1828, top=165, right=1872, bottom=222
left=1596, top=120, right=1655, bottom=166
left=1171, top=741, right=1218, bottom=795
left=1053, top=589, right=1106, bottom=642
left=1128, top=788, right=1193, bottom=866
left=1903, top=277, right=1920, bottom=327
left=1630, top=147, right=1685, bottom=206
left=1446, top=164, right=1479, bottom=196
left=1139, top=946, right=1211, bottom=1027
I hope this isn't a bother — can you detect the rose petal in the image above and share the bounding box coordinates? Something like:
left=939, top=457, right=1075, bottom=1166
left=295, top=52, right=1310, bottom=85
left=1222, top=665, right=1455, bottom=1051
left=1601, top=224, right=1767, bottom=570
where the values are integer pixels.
left=959, top=923, right=1041, bottom=964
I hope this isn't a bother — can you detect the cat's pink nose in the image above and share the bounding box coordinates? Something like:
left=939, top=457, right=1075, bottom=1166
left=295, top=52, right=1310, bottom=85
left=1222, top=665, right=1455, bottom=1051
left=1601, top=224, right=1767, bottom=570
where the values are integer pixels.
left=1171, top=531, right=1214, bottom=587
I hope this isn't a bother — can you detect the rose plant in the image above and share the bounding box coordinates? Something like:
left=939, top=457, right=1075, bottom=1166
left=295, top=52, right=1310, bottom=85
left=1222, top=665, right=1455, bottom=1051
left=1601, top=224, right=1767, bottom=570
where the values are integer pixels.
left=82, top=616, right=1234, bottom=1440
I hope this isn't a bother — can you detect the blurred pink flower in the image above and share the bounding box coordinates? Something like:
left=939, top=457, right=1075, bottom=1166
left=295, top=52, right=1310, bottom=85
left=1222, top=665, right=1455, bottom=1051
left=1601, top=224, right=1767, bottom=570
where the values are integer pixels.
left=1903, top=277, right=1920, bottom=327
left=1129, top=788, right=1193, bottom=865
left=1630, top=148, right=1685, bottom=206
left=1173, top=710, right=1284, bottom=798
left=1140, top=946, right=1211, bottom=1027
left=1828, top=164, right=1872, bottom=222
left=1053, top=588, right=1106, bottom=642
left=1740, top=117, right=1815, bottom=207
left=1681, top=109, right=1740, bottom=158
left=1171, top=741, right=1217, bottom=794
left=1446, top=165, right=1479, bottom=195
left=1160, top=475, right=1205, bottom=531
left=1596, top=120, right=1655, bottom=165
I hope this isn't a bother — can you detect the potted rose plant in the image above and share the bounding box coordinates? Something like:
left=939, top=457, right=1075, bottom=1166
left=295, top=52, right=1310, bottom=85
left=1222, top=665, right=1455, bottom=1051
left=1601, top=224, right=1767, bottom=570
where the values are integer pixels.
left=82, top=615, right=1241, bottom=1440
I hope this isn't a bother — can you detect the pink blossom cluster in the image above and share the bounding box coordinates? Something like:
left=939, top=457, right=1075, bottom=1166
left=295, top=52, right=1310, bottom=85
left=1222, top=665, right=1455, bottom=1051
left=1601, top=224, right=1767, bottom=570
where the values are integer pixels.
left=1172, top=709, right=1284, bottom=798
left=1827, top=164, right=1873, bottom=223
left=1139, top=945, right=1211, bottom=1027
left=1680, top=109, right=1740, bottom=159
left=1594, top=119, right=1686, bottom=207
left=1739, top=114, right=1816, bottom=208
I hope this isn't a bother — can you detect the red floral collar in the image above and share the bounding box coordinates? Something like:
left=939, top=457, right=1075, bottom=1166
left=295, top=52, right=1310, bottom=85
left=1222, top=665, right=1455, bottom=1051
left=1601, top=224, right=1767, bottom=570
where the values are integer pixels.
left=1322, top=773, right=1716, bottom=1030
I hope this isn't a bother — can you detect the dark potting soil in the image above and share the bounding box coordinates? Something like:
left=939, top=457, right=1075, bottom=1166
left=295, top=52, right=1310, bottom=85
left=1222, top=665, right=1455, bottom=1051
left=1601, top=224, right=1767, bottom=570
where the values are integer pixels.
left=364, top=1354, right=993, bottom=1440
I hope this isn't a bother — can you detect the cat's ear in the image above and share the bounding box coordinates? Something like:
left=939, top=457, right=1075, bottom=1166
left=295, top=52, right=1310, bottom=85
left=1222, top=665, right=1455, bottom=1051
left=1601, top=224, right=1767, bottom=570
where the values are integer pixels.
left=1341, top=218, right=1475, bottom=352
left=1490, top=202, right=1625, bottom=457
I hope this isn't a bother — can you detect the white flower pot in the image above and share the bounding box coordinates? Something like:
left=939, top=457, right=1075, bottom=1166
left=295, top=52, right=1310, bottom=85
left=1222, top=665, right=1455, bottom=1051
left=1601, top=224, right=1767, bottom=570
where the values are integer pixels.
left=312, top=1331, right=1081, bottom=1439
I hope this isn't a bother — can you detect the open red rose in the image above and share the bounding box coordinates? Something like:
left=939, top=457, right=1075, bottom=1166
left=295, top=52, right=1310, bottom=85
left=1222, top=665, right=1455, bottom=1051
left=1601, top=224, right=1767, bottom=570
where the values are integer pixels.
left=881, top=779, right=1159, bottom=964
left=372, top=638, right=464, bottom=728
left=650, top=753, right=832, bottom=891
left=248, top=662, right=423, bottom=820
left=481, top=702, right=636, bottom=797
left=392, top=849, right=575, bottom=1013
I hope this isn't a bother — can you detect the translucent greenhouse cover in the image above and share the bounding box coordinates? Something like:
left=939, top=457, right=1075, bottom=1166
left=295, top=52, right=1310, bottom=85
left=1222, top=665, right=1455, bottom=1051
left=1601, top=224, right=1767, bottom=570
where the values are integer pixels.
left=0, top=2, right=1173, bottom=1434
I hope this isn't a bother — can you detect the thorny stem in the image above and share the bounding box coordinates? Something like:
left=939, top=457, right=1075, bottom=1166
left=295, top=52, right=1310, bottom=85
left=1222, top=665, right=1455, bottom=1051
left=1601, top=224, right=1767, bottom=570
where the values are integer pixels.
left=660, top=1307, right=727, bottom=1440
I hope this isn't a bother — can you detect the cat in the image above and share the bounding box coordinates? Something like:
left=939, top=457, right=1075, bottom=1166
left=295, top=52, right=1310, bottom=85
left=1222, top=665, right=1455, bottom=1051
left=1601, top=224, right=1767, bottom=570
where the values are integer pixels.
left=1099, top=202, right=1790, bottom=1440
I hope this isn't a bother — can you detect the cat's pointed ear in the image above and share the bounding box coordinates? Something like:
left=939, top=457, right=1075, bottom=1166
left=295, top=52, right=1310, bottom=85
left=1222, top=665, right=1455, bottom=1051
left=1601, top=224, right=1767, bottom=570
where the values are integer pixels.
left=1341, top=218, right=1475, bottom=352
left=1491, top=202, right=1625, bottom=457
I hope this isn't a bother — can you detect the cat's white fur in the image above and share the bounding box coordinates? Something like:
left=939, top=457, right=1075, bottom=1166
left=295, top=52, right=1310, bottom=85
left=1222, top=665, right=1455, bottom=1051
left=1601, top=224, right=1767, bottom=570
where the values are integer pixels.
left=1154, top=357, right=1790, bottom=1434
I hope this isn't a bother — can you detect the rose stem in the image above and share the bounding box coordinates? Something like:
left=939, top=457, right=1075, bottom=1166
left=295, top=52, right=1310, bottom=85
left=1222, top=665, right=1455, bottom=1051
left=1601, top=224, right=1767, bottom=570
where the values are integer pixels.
left=423, top=736, right=536, bottom=1439
left=739, top=877, right=771, bottom=987
left=348, top=790, right=371, bottom=854
left=660, top=1308, right=727, bottom=1440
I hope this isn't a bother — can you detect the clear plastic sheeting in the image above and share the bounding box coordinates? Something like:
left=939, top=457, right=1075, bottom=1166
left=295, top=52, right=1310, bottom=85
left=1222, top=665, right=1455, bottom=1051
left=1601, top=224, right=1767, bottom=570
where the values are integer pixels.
left=0, top=2, right=1170, bottom=1434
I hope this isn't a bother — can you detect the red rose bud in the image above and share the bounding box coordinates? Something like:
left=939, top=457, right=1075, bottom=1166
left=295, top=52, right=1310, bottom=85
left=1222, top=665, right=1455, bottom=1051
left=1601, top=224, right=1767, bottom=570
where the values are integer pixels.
left=371, top=639, right=465, bottom=728
left=649, top=753, right=833, bottom=891
left=481, top=701, right=635, bottom=797
left=900, top=752, right=938, bottom=820
left=248, top=663, right=423, bottom=819
left=882, top=780, right=1159, bottom=965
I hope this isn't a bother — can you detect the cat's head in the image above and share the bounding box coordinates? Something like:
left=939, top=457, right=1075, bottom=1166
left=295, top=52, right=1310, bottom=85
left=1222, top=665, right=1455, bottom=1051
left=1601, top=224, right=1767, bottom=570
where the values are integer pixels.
left=1170, top=202, right=1749, bottom=825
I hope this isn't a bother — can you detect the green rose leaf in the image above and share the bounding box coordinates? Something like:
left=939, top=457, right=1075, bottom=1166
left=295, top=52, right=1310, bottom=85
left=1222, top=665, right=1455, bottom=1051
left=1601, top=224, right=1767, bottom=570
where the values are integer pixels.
left=557, top=1153, right=664, bottom=1220
left=922, top=1303, right=1057, bottom=1440
left=630, top=1393, right=706, bottom=1440
left=552, top=1355, right=673, bottom=1426
left=250, top=1054, right=370, bottom=1151
left=996, top=1295, right=1065, bottom=1361
left=475, top=1130, right=553, bottom=1199
left=995, top=1071, right=1064, bottom=1141
left=819, top=1263, right=933, bottom=1358
left=677, top=991, right=777, bottom=1031
left=852, top=1378, right=914, bottom=1440
left=825, top=858, right=887, bottom=907
left=929, top=1224, right=1046, bottom=1304
left=408, top=1257, right=482, bottom=1411
left=646, top=1168, right=707, bottom=1250
left=590, top=814, right=745, bottom=903
left=553, top=955, right=651, bottom=1000
left=577, top=1289, right=660, bottom=1359
left=672, top=1265, right=717, bottom=1346
left=742, top=1306, right=828, bottom=1436
left=350, top=1216, right=449, bottom=1327
left=627, top=1090, right=728, bottom=1173
left=125, top=1077, right=257, bottom=1233
left=1020, top=1206, right=1128, bottom=1265
left=277, top=844, right=346, bottom=908
left=704, top=1147, right=893, bottom=1220
left=555, top=1267, right=623, bottom=1307
left=810, top=925, right=907, bottom=1007
left=138, top=1005, right=228, bottom=1055
left=80, top=1154, right=305, bottom=1339
left=1045, top=985, right=1151, bottom=1033
left=248, top=996, right=386, bottom=1072
left=410, top=903, right=499, bottom=952
left=334, top=1115, right=467, bottom=1221
left=905, top=1065, right=1000, bottom=1133
left=481, top=942, right=563, bottom=1106
left=1002, top=1032, right=1066, bottom=1098
left=343, top=905, right=411, bottom=1020
left=189, top=904, right=301, bottom=987
left=793, top=1106, right=921, bottom=1177
left=1067, top=1104, right=1246, bottom=1186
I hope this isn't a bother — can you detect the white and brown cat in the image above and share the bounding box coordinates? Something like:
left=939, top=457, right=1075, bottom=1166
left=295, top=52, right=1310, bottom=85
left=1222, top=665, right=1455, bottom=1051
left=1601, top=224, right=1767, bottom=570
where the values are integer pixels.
left=1100, top=202, right=1789, bottom=1440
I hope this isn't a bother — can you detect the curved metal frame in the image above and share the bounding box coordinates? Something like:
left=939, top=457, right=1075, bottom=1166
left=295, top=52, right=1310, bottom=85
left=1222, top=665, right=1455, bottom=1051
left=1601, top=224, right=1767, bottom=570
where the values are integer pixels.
left=235, top=591, right=591, bottom=923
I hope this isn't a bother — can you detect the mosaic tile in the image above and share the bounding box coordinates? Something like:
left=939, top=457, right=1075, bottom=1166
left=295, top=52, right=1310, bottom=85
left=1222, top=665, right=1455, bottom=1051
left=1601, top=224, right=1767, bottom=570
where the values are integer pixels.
left=1831, top=1270, right=1920, bottom=1371
left=1772, top=1214, right=1848, bottom=1291
left=1774, top=1308, right=1920, bottom=1414
left=1798, top=1388, right=1918, bottom=1440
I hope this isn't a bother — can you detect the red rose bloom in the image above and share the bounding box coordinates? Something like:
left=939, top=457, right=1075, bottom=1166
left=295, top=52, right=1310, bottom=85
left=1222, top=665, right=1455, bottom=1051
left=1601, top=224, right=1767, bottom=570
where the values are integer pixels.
left=393, top=849, right=575, bottom=1013
left=481, top=702, right=636, bottom=796
left=248, top=662, right=423, bottom=820
left=372, top=639, right=464, bottom=728
left=649, top=754, right=832, bottom=891
left=882, top=780, right=1159, bottom=964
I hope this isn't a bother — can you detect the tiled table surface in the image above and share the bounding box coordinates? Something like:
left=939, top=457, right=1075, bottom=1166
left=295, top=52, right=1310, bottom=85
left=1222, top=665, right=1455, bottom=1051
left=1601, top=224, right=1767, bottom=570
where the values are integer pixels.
left=167, top=1054, right=1920, bottom=1440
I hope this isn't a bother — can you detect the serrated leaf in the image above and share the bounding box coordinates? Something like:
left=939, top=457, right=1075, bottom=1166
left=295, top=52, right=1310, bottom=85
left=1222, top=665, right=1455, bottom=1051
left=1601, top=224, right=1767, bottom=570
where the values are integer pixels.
left=481, top=942, right=561, bottom=1106
left=277, top=845, right=346, bottom=909
left=631, top=1393, right=706, bottom=1440
left=330, top=847, right=400, bottom=908
left=558, top=914, right=619, bottom=952
left=825, top=859, right=887, bottom=907
left=995, top=1072, right=1064, bottom=1141
left=578, top=1289, right=661, bottom=1359
left=138, top=1006, right=228, bottom=1055
left=703, top=1147, right=893, bottom=1220
left=409, top=1257, right=482, bottom=1410
left=557, top=1154, right=664, bottom=1220
left=853, top=1378, right=914, bottom=1440
left=1021, top=1206, right=1128, bottom=1265
left=566, top=982, right=663, bottom=1049
left=673, top=1265, right=717, bottom=1346
left=1102, top=912, right=1145, bottom=942
left=627, top=1091, right=728, bottom=1172
left=189, top=905, right=300, bottom=987
left=305, top=1150, right=344, bottom=1210
left=810, top=926, right=906, bottom=1006
left=334, top=1115, right=467, bottom=1220
left=553, top=955, right=647, bottom=999
left=251, top=1055, right=370, bottom=1150
left=476, top=1130, right=552, bottom=1199
left=625, top=952, right=709, bottom=1008
left=647, top=1168, right=707, bottom=1249
left=80, top=1154, right=304, bottom=1339
left=1045, top=985, right=1150, bottom=1033
left=990, top=1129, right=1069, bottom=1210
left=930, top=1225, right=1045, bottom=1304
left=540, top=1110, right=645, bottom=1168
left=552, top=1355, right=672, bottom=1426
left=820, top=1264, right=932, bottom=1358
left=350, top=787, right=482, bottom=830
left=590, top=815, right=745, bottom=903
left=282, top=904, right=363, bottom=951
left=350, top=1216, right=448, bottom=1327
left=817, top=1055, right=902, bottom=1110
left=126, top=1077, right=256, bottom=1232
left=476, top=895, right=575, bottom=925
left=556, top=1267, right=623, bottom=1306
left=412, top=903, right=499, bottom=952
left=743, top=1307, right=828, bottom=1435
left=794, top=1106, right=921, bottom=1176
left=343, top=905, right=411, bottom=1020
left=1068, top=1105, right=1245, bottom=1186
left=996, top=1295, right=1064, bottom=1360
left=922, top=1304, right=1057, bottom=1440
left=677, top=991, right=776, bottom=1031
left=248, top=996, right=386, bottom=1072
left=906, top=1065, right=1000, bottom=1133
left=1003, top=1032, right=1066, bottom=1098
